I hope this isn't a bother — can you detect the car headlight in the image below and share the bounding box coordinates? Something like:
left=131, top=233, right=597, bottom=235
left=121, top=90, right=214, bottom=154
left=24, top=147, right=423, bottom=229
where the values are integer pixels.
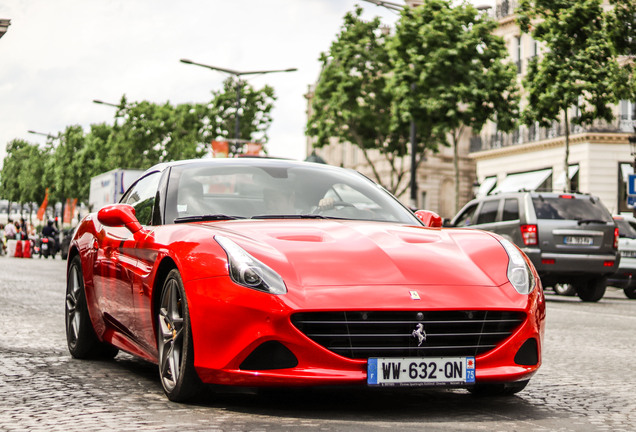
left=215, top=235, right=287, bottom=295
left=499, top=238, right=536, bottom=295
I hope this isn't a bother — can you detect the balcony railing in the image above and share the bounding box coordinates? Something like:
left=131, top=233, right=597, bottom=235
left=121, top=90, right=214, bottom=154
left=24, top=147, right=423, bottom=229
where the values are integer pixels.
left=470, top=119, right=635, bottom=153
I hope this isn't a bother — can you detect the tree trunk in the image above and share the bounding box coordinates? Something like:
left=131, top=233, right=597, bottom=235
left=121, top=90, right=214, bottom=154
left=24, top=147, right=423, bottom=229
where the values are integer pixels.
left=452, top=128, right=462, bottom=215
left=563, top=109, right=570, bottom=193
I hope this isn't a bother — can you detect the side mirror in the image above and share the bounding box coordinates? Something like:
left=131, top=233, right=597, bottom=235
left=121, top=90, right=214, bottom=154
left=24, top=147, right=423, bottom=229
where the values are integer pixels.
left=97, top=204, right=143, bottom=234
left=414, top=210, right=443, bottom=228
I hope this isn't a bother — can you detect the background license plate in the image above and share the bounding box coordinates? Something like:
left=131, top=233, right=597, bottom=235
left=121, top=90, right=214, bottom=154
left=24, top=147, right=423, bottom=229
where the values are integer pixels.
left=367, top=356, right=475, bottom=386
left=564, top=236, right=593, bottom=245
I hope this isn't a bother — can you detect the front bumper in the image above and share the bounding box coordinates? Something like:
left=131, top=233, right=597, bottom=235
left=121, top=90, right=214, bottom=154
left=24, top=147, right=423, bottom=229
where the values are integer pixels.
left=184, top=277, right=545, bottom=387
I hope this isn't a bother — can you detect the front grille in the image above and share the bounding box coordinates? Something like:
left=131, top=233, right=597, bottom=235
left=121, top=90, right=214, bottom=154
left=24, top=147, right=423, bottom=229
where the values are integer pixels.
left=291, top=311, right=525, bottom=359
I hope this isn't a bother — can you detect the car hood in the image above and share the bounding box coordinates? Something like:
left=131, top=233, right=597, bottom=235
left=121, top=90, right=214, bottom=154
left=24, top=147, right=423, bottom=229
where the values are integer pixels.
left=204, top=220, right=510, bottom=290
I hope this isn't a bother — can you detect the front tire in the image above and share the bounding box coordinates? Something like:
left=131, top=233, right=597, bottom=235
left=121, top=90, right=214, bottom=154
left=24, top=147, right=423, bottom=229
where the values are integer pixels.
left=157, top=269, right=202, bottom=402
left=65, top=255, right=118, bottom=359
left=575, top=277, right=607, bottom=302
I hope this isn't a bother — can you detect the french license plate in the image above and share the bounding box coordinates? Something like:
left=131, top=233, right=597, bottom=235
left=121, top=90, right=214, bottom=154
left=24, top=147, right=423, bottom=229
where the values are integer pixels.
left=564, top=236, right=593, bottom=245
left=367, top=357, right=475, bottom=386
left=622, top=250, right=636, bottom=258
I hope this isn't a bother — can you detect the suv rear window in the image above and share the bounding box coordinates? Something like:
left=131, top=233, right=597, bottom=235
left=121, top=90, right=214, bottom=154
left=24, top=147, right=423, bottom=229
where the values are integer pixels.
left=531, top=196, right=612, bottom=222
left=615, top=218, right=636, bottom=239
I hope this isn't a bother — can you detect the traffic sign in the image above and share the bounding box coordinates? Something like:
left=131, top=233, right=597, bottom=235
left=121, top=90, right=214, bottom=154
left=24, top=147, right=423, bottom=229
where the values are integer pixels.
left=628, top=195, right=636, bottom=207
left=629, top=174, right=636, bottom=196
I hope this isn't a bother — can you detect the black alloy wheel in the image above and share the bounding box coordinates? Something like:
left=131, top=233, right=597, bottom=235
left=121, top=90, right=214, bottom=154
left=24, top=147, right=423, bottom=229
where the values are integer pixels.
left=157, top=269, right=202, bottom=402
left=65, top=255, right=118, bottom=359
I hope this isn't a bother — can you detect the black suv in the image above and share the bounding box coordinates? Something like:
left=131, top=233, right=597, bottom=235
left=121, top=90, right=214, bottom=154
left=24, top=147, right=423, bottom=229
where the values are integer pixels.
left=450, top=192, right=620, bottom=302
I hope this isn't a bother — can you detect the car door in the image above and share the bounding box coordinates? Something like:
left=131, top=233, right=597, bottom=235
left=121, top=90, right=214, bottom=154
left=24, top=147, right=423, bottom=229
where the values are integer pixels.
left=491, top=197, right=522, bottom=243
left=92, top=172, right=161, bottom=338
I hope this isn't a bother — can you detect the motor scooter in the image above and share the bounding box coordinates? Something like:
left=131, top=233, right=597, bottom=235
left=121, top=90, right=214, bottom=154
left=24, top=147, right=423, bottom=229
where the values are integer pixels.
left=40, top=236, right=57, bottom=259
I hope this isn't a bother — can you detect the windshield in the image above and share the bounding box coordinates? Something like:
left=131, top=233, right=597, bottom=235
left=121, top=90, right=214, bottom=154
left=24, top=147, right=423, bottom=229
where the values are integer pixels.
left=166, top=161, right=419, bottom=225
left=531, top=195, right=612, bottom=222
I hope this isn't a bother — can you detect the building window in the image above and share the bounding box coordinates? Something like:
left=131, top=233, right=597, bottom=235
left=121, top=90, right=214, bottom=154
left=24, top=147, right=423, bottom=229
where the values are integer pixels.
left=619, top=162, right=634, bottom=214
left=620, top=100, right=636, bottom=121
left=516, top=35, right=522, bottom=74
left=419, top=191, right=427, bottom=210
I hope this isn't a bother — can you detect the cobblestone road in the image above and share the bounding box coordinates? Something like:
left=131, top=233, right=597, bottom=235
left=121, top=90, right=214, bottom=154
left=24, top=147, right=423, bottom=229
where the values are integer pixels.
left=1, top=257, right=635, bottom=431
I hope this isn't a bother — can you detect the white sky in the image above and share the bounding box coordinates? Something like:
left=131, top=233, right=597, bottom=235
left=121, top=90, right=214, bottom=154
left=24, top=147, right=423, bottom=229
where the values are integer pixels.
left=0, top=0, right=492, bottom=166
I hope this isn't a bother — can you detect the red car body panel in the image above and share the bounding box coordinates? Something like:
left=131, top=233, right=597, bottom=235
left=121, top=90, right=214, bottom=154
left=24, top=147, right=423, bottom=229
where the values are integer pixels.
left=71, top=215, right=545, bottom=387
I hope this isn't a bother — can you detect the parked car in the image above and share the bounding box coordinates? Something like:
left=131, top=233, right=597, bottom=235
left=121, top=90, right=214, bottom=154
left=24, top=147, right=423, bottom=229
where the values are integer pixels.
left=609, top=215, right=636, bottom=299
left=65, top=158, right=545, bottom=402
left=450, top=191, right=619, bottom=302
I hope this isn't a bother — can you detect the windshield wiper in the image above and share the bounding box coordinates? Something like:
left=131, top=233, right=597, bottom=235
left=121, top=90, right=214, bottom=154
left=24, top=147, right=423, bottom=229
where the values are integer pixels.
left=251, top=214, right=355, bottom=220
left=174, top=214, right=246, bottom=223
left=576, top=218, right=608, bottom=225
left=251, top=214, right=329, bottom=219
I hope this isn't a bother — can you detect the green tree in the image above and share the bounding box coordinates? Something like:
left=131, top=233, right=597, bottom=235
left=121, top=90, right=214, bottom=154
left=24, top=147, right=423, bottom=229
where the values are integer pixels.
left=75, top=123, right=117, bottom=202
left=517, top=0, right=633, bottom=192
left=207, top=78, right=276, bottom=155
left=0, top=140, right=28, bottom=206
left=606, top=0, right=636, bottom=57
left=0, top=139, right=49, bottom=221
left=47, top=125, right=87, bottom=204
left=389, top=0, right=519, bottom=212
left=307, top=7, right=412, bottom=196
left=107, top=99, right=196, bottom=169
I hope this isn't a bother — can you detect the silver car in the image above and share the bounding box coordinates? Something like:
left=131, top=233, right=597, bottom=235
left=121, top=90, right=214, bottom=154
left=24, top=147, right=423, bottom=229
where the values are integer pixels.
left=451, top=192, right=620, bottom=302
left=609, top=215, right=636, bottom=299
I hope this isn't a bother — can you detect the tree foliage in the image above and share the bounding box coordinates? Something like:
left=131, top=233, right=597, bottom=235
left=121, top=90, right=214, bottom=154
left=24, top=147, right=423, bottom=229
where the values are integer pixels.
left=307, top=1, right=519, bottom=202
left=517, top=0, right=635, bottom=191
left=389, top=0, right=519, bottom=210
left=0, top=139, right=48, bottom=206
left=208, top=78, right=276, bottom=154
left=0, top=84, right=277, bottom=211
left=307, top=6, right=411, bottom=195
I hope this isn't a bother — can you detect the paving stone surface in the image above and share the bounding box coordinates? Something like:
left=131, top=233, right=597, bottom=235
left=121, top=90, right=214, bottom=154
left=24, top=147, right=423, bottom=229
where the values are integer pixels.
left=1, top=256, right=635, bottom=431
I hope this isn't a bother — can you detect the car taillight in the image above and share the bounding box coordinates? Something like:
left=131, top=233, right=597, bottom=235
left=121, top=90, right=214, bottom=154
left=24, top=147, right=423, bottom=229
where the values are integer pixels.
left=614, top=227, right=619, bottom=249
left=520, top=224, right=538, bottom=246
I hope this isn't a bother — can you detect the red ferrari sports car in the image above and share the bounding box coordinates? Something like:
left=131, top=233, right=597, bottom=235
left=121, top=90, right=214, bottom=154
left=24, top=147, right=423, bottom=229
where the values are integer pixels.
left=65, top=158, right=545, bottom=401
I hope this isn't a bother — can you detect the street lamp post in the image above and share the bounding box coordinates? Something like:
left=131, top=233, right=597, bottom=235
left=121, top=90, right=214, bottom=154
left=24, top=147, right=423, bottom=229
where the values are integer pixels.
left=360, top=0, right=420, bottom=208
left=180, top=59, right=297, bottom=148
left=93, top=99, right=122, bottom=108
left=27, top=130, right=58, bottom=141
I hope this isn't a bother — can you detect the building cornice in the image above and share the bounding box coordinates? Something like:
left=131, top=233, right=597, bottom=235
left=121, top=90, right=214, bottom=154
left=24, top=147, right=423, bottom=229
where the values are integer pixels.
left=470, top=132, right=630, bottom=161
